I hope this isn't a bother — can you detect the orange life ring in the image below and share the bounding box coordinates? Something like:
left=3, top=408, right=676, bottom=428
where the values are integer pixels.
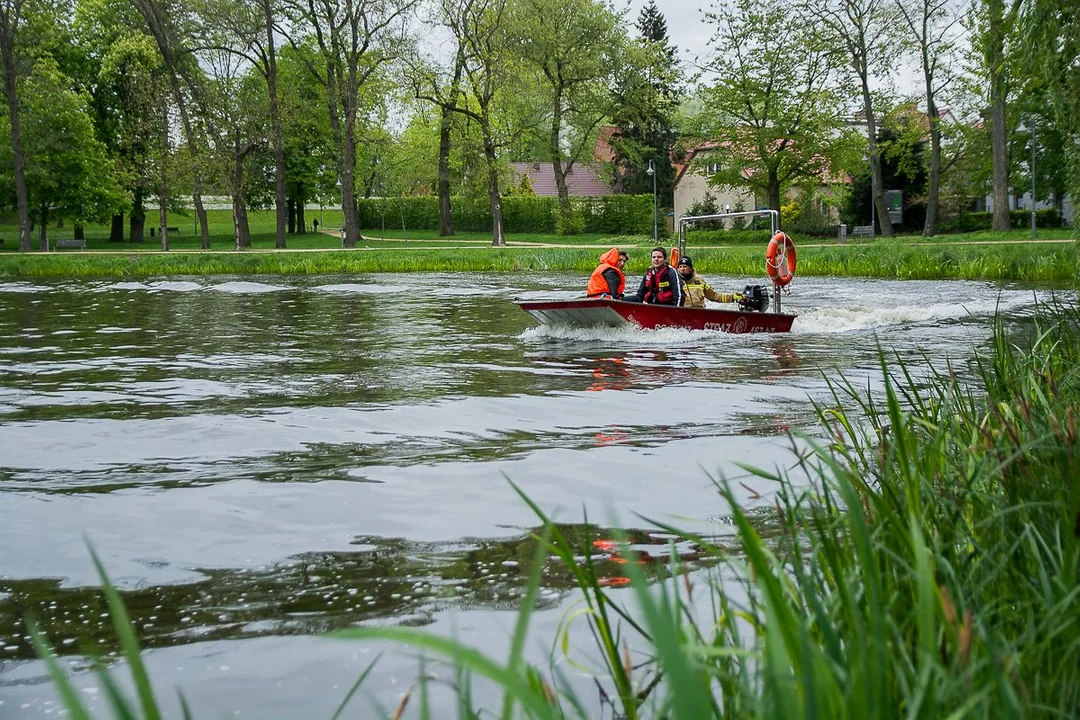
left=765, top=232, right=797, bottom=287
left=669, top=247, right=680, bottom=268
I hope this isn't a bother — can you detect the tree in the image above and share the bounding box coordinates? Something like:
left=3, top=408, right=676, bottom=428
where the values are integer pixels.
left=608, top=1, right=679, bottom=205
left=439, top=0, right=521, bottom=246
left=514, top=0, right=622, bottom=232
left=75, top=0, right=168, bottom=244
left=403, top=34, right=466, bottom=235
left=894, top=0, right=963, bottom=235
left=277, top=42, right=336, bottom=234
left=0, top=0, right=34, bottom=250
left=3, top=56, right=124, bottom=248
left=283, top=0, right=417, bottom=248
left=1024, top=0, right=1080, bottom=227
left=129, top=0, right=213, bottom=248
left=696, top=0, right=852, bottom=213
left=967, top=0, right=1023, bottom=230
left=193, top=0, right=288, bottom=248
left=201, top=49, right=266, bottom=249
left=804, top=0, right=906, bottom=237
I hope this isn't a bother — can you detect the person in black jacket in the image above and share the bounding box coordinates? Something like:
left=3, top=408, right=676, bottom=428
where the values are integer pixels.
left=626, top=247, right=683, bottom=305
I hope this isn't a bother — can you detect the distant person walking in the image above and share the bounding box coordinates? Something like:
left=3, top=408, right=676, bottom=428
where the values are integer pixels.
left=313, top=218, right=320, bottom=233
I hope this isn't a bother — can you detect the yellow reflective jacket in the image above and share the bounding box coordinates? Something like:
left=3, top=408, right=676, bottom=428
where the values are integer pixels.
left=680, top=272, right=739, bottom=308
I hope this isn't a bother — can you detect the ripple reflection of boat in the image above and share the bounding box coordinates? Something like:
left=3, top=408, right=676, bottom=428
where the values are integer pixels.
left=586, top=356, right=628, bottom=392
left=591, top=533, right=705, bottom=587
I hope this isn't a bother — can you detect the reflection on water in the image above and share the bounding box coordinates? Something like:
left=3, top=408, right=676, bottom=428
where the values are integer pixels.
left=0, top=523, right=715, bottom=661
left=0, top=273, right=1069, bottom=715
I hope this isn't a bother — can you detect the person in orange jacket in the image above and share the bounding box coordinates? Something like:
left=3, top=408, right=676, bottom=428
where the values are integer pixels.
left=586, top=248, right=628, bottom=299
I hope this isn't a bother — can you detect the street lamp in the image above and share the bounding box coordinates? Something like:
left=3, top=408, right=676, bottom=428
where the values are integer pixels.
left=336, top=178, right=345, bottom=245
left=1030, top=115, right=1037, bottom=239
left=646, top=159, right=658, bottom=243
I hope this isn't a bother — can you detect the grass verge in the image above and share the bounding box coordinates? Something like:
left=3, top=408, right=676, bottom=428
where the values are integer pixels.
left=0, top=241, right=1076, bottom=282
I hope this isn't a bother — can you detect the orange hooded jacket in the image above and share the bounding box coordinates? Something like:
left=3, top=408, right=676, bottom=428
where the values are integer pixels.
left=586, top=248, right=626, bottom=298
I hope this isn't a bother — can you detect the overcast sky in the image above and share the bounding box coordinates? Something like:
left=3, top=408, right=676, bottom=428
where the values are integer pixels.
left=620, top=0, right=926, bottom=98
left=622, top=0, right=718, bottom=71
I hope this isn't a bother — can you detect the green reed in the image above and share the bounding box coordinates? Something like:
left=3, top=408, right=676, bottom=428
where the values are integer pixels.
left=29, top=303, right=1080, bottom=718
left=2, top=239, right=1074, bottom=281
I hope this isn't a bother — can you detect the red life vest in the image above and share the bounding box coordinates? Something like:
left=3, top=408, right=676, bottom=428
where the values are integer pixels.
left=644, top=266, right=675, bottom=304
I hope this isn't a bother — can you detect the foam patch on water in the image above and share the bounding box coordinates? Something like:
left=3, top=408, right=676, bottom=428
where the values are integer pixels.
left=790, top=292, right=1038, bottom=334
left=313, top=283, right=411, bottom=294
left=147, top=281, right=203, bottom=292
left=519, top=323, right=747, bottom=347
left=211, top=281, right=289, bottom=294
left=0, top=282, right=51, bottom=294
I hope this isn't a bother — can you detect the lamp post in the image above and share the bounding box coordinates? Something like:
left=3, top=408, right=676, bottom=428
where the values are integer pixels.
left=1030, top=115, right=1037, bottom=239
left=336, top=179, right=345, bottom=245
left=646, top=159, right=657, bottom=243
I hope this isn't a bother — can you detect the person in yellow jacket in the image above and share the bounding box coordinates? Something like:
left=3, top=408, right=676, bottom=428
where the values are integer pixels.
left=676, top=255, right=743, bottom=308
left=586, top=248, right=628, bottom=299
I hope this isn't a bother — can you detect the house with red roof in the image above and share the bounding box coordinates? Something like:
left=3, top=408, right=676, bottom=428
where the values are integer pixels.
left=507, top=161, right=613, bottom=197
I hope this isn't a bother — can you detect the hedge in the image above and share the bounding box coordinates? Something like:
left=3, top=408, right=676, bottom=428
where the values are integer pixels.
left=937, top=208, right=1064, bottom=233
left=355, top=194, right=654, bottom=235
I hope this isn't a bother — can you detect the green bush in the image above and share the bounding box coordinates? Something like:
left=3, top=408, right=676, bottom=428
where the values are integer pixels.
left=937, top=208, right=1064, bottom=233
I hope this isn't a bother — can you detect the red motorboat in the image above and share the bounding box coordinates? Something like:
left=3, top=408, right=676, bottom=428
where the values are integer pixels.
left=516, top=296, right=795, bottom=333
left=517, top=209, right=801, bottom=334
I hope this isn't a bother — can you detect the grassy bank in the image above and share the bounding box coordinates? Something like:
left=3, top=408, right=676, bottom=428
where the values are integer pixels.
left=0, top=239, right=1075, bottom=282
left=30, top=305, right=1080, bottom=717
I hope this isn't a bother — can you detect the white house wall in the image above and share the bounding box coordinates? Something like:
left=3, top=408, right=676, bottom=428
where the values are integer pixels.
left=673, top=172, right=755, bottom=224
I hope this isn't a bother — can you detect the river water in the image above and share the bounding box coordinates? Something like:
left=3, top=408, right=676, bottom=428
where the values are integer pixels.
left=0, top=272, right=1062, bottom=718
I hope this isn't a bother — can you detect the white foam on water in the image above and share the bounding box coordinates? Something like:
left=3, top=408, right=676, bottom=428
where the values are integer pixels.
left=313, top=283, right=411, bottom=294
left=211, top=281, right=289, bottom=294
left=519, top=323, right=744, bottom=347
left=95, top=327, right=142, bottom=335
left=789, top=289, right=1043, bottom=334
left=147, top=281, right=203, bottom=292
left=0, top=282, right=51, bottom=294
left=99, top=282, right=150, bottom=291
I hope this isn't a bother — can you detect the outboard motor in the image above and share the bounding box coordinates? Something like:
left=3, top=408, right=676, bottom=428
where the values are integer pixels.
left=738, top=284, right=769, bottom=313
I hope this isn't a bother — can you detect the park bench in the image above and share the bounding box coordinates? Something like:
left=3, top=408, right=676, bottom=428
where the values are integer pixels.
left=52, top=238, right=86, bottom=250
left=149, top=226, right=180, bottom=236
left=852, top=225, right=874, bottom=238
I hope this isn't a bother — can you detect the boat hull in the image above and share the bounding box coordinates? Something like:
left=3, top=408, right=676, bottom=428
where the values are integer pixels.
left=516, top=298, right=794, bottom=333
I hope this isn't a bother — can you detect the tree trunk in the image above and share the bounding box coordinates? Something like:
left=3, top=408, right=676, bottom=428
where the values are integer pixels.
left=989, top=72, right=1010, bottom=230
left=287, top=196, right=296, bottom=234
left=263, top=0, right=286, bottom=249
left=297, top=202, right=306, bottom=234
left=158, top=189, right=168, bottom=251
left=340, top=72, right=360, bottom=248
left=130, top=196, right=146, bottom=243
left=767, top=170, right=782, bottom=215
left=109, top=213, right=124, bottom=242
left=438, top=102, right=455, bottom=236
left=38, top=206, right=47, bottom=251
left=550, top=88, right=573, bottom=230
left=986, top=0, right=1013, bottom=232
left=1, top=33, right=33, bottom=252
left=924, top=116, right=942, bottom=237
left=437, top=50, right=464, bottom=237
left=483, top=124, right=504, bottom=247
left=860, top=78, right=893, bottom=238
left=232, top=144, right=251, bottom=250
